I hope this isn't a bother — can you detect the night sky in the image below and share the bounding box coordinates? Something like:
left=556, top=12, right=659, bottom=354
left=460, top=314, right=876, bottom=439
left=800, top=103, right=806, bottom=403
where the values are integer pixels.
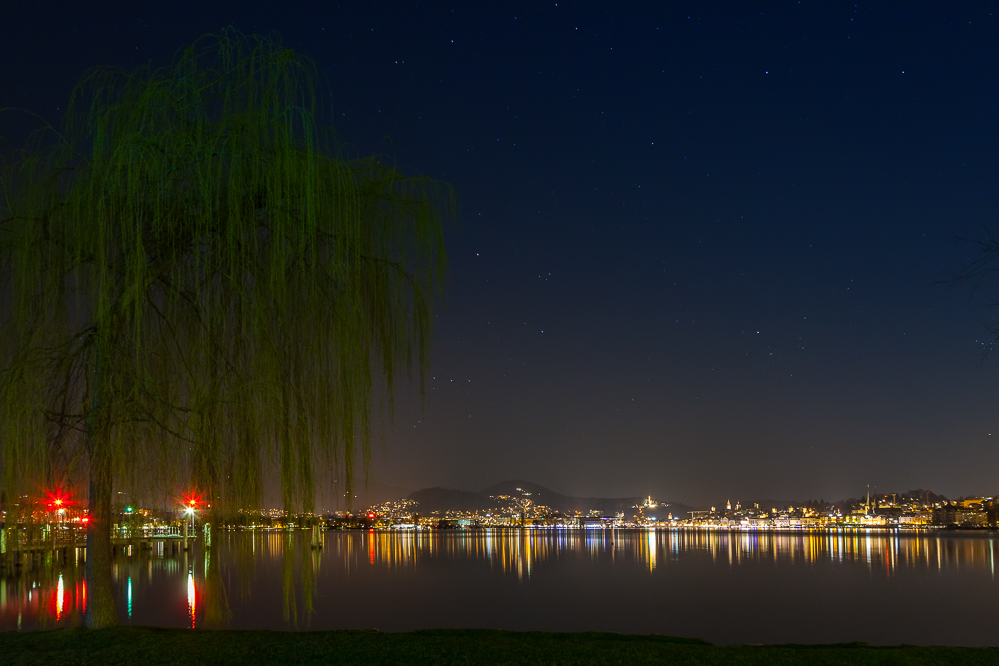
left=4, top=2, right=999, bottom=505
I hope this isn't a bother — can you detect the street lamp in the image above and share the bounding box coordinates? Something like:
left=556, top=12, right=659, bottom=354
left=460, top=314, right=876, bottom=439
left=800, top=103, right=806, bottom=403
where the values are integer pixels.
left=43, top=490, right=72, bottom=544
left=180, top=493, right=201, bottom=549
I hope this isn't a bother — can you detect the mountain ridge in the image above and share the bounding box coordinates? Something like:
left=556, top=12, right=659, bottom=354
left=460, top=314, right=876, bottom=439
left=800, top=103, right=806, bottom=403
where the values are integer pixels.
left=408, top=479, right=692, bottom=517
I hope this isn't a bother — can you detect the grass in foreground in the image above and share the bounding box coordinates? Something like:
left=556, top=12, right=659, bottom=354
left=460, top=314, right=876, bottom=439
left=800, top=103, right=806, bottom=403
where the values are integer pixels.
left=1, top=627, right=997, bottom=665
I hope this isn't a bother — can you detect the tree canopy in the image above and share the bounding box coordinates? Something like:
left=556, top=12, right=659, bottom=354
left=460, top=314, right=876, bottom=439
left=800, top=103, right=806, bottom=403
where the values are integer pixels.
left=0, top=30, right=449, bottom=530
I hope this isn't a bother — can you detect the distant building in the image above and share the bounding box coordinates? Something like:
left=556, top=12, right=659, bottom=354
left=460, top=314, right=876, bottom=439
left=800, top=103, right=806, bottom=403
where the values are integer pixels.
left=580, top=516, right=615, bottom=528
left=933, top=503, right=987, bottom=527
left=898, top=513, right=931, bottom=526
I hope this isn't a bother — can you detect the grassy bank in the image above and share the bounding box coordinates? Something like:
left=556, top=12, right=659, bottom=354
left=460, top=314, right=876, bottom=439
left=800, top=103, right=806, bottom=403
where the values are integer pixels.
left=1, top=627, right=997, bottom=665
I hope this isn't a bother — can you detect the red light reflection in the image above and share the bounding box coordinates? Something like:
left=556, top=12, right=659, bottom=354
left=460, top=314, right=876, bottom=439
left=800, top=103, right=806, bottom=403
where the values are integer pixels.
left=187, top=573, right=197, bottom=628
left=53, top=575, right=64, bottom=620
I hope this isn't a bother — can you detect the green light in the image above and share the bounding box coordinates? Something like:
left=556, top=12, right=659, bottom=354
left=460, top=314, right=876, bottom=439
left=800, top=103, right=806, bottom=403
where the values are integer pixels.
left=125, top=506, right=133, bottom=513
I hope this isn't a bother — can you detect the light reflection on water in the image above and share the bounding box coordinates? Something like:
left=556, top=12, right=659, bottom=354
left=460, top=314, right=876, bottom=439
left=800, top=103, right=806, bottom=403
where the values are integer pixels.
left=332, top=528, right=999, bottom=578
left=3, top=529, right=999, bottom=645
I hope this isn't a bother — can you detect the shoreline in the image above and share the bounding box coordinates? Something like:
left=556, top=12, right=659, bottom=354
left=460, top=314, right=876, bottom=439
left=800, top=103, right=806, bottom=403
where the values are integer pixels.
left=1, top=627, right=996, bottom=665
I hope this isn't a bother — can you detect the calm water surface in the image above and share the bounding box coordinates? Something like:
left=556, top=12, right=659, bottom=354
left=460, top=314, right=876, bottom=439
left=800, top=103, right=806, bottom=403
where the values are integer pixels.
left=3, top=529, right=999, bottom=645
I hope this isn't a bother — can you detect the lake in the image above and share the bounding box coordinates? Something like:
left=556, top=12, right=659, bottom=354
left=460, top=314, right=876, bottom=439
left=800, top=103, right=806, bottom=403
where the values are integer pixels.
left=3, top=528, right=999, bottom=645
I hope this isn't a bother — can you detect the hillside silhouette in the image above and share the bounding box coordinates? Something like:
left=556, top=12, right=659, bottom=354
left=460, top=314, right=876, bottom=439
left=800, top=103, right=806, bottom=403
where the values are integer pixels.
left=408, top=479, right=691, bottom=518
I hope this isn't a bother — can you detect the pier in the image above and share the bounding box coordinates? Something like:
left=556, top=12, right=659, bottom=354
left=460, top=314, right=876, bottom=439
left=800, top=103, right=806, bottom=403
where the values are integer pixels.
left=0, top=524, right=200, bottom=576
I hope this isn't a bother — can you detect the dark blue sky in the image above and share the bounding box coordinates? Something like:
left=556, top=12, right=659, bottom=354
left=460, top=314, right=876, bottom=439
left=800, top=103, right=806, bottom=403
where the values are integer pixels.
left=4, top=2, right=999, bottom=504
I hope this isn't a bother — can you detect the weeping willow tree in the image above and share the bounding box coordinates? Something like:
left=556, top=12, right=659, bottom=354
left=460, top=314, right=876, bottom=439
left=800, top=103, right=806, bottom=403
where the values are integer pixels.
left=0, top=30, right=450, bottom=628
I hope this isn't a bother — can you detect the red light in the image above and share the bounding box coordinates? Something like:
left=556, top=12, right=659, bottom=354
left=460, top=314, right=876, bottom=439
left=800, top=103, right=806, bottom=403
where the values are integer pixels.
left=367, top=512, right=375, bottom=520
left=81, top=517, right=89, bottom=523
left=42, top=487, right=72, bottom=511
left=181, top=491, right=203, bottom=509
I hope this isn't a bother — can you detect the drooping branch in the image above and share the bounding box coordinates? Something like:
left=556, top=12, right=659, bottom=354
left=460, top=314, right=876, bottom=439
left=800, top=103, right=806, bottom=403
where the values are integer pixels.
left=1, top=29, right=451, bottom=523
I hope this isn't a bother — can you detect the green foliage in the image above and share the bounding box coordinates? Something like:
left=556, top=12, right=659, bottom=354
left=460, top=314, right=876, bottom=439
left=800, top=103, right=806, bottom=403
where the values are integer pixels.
left=0, top=29, right=451, bottom=516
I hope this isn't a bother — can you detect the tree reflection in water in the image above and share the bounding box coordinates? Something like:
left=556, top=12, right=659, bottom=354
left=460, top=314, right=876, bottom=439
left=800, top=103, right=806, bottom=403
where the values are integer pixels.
left=4, top=528, right=999, bottom=637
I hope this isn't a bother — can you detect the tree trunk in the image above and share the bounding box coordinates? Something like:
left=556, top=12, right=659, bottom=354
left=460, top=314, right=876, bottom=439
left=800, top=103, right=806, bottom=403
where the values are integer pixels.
left=84, top=430, right=117, bottom=628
